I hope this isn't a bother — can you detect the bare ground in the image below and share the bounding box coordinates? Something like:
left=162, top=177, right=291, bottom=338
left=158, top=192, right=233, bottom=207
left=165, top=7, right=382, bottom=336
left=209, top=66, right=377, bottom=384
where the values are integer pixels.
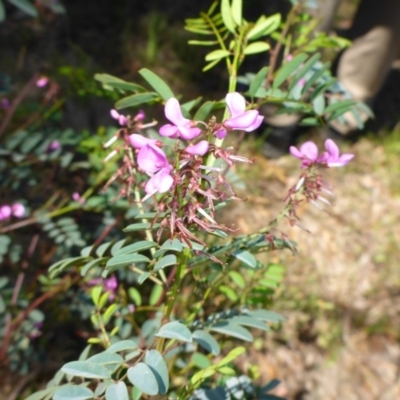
left=226, top=134, right=400, bottom=400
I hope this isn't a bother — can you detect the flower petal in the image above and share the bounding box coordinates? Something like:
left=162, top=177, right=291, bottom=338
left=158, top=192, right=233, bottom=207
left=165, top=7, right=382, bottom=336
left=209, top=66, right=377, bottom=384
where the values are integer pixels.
left=243, top=114, right=264, bottom=132
left=178, top=126, right=202, bottom=140
left=129, top=134, right=158, bottom=149
left=300, top=141, right=319, bottom=161
left=224, top=110, right=259, bottom=130
left=145, top=168, right=173, bottom=194
left=289, top=146, right=303, bottom=159
left=185, top=140, right=209, bottom=156
left=215, top=128, right=227, bottom=139
left=159, top=124, right=180, bottom=138
left=324, top=139, right=339, bottom=159
left=137, top=144, right=169, bottom=174
left=164, top=98, right=189, bottom=126
left=110, top=109, right=120, bottom=120
left=226, top=92, right=246, bottom=117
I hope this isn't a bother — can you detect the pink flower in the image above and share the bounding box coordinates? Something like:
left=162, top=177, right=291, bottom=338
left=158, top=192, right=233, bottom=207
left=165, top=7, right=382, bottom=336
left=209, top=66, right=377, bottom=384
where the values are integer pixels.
left=137, top=144, right=173, bottom=196
left=184, top=140, right=209, bottom=156
left=36, top=76, right=49, bottom=88
left=159, top=98, right=202, bottom=140
left=47, top=140, right=61, bottom=151
left=324, top=139, right=354, bottom=167
left=110, top=109, right=127, bottom=126
left=129, top=134, right=159, bottom=149
left=12, top=203, right=25, bottom=218
left=218, top=92, right=264, bottom=138
left=298, top=78, right=306, bottom=87
left=0, top=205, right=12, bottom=221
left=135, top=110, right=145, bottom=121
left=289, top=141, right=328, bottom=168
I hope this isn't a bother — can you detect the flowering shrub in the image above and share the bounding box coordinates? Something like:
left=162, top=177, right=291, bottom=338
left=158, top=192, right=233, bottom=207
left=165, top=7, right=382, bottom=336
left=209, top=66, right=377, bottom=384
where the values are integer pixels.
left=0, top=1, right=363, bottom=399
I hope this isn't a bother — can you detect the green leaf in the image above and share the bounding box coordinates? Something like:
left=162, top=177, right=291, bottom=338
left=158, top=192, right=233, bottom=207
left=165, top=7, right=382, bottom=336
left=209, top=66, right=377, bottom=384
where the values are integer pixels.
left=137, top=272, right=151, bottom=284
left=149, top=285, right=163, bottom=306
left=53, top=385, right=94, bottom=400
left=87, top=352, right=124, bottom=366
left=105, top=254, right=150, bottom=272
left=205, top=49, right=231, bottom=62
left=0, top=1, right=5, bottom=22
left=61, top=361, right=111, bottom=379
left=139, top=68, right=175, bottom=100
left=231, top=0, right=242, bottom=25
left=106, top=339, right=138, bottom=353
left=217, top=346, right=246, bottom=366
left=25, top=387, right=56, bottom=400
left=192, top=352, right=212, bottom=369
left=91, top=286, right=102, bottom=307
left=156, top=321, right=192, bottom=342
left=247, top=14, right=281, bottom=40
left=219, top=285, right=239, bottom=302
left=312, top=95, right=325, bottom=115
left=324, top=99, right=356, bottom=114
left=247, top=309, right=285, bottom=323
left=123, top=222, right=161, bottom=232
left=94, top=73, right=146, bottom=92
left=232, top=250, right=257, bottom=268
left=128, top=288, right=142, bottom=306
left=115, top=92, right=159, bottom=110
left=289, top=53, right=321, bottom=91
left=81, top=258, right=107, bottom=277
left=145, top=350, right=169, bottom=394
left=228, top=271, right=245, bottom=288
left=243, top=41, right=270, bottom=55
left=202, top=57, right=224, bottom=72
left=192, top=330, right=220, bottom=355
left=116, top=241, right=157, bottom=255
left=248, top=67, right=268, bottom=97
left=7, top=0, right=38, bottom=17
left=301, top=62, right=330, bottom=95
left=153, top=238, right=183, bottom=258
left=273, top=53, right=308, bottom=90
left=103, top=304, right=119, bottom=324
left=48, top=256, right=89, bottom=278
left=194, top=101, right=215, bottom=121
left=210, top=321, right=253, bottom=342
left=154, top=254, right=177, bottom=271
left=221, top=0, right=235, bottom=33
left=127, top=363, right=159, bottom=396
left=110, top=239, right=127, bottom=256
left=96, top=242, right=114, bottom=257
left=106, top=382, right=129, bottom=400
left=231, top=315, right=269, bottom=331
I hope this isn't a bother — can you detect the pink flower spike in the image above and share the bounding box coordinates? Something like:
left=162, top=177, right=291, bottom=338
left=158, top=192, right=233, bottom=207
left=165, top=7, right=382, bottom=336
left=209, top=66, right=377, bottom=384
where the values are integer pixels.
left=184, top=140, right=209, bottom=156
left=36, top=76, right=49, bottom=88
left=159, top=98, right=202, bottom=140
left=12, top=203, right=25, bottom=218
left=135, top=110, right=145, bottom=121
left=129, top=134, right=158, bottom=149
left=223, top=92, right=264, bottom=133
left=324, top=139, right=354, bottom=167
left=0, top=205, right=12, bottom=220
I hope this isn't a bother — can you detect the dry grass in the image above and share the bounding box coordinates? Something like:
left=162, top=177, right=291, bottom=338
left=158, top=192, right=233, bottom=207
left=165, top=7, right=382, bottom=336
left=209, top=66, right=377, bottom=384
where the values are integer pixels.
left=225, top=133, right=400, bottom=399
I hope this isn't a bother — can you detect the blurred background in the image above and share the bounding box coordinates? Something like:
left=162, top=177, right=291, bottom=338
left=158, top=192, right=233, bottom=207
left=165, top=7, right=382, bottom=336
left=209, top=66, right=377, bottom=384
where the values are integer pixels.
left=1, top=0, right=400, bottom=399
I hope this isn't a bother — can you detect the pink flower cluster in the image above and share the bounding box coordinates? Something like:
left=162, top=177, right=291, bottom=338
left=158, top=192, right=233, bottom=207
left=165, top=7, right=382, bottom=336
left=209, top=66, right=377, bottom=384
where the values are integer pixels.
left=126, top=92, right=263, bottom=199
left=290, top=139, right=354, bottom=168
left=0, top=203, right=25, bottom=221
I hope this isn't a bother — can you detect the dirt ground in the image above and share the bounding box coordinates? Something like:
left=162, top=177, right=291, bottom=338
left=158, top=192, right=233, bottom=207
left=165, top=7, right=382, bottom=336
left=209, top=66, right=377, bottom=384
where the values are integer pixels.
left=227, top=133, right=400, bottom=399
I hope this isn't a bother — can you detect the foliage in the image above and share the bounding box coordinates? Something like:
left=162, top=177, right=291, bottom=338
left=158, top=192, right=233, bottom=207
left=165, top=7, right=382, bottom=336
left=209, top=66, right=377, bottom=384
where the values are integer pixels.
left=1, top=0, right=363, bottom=399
